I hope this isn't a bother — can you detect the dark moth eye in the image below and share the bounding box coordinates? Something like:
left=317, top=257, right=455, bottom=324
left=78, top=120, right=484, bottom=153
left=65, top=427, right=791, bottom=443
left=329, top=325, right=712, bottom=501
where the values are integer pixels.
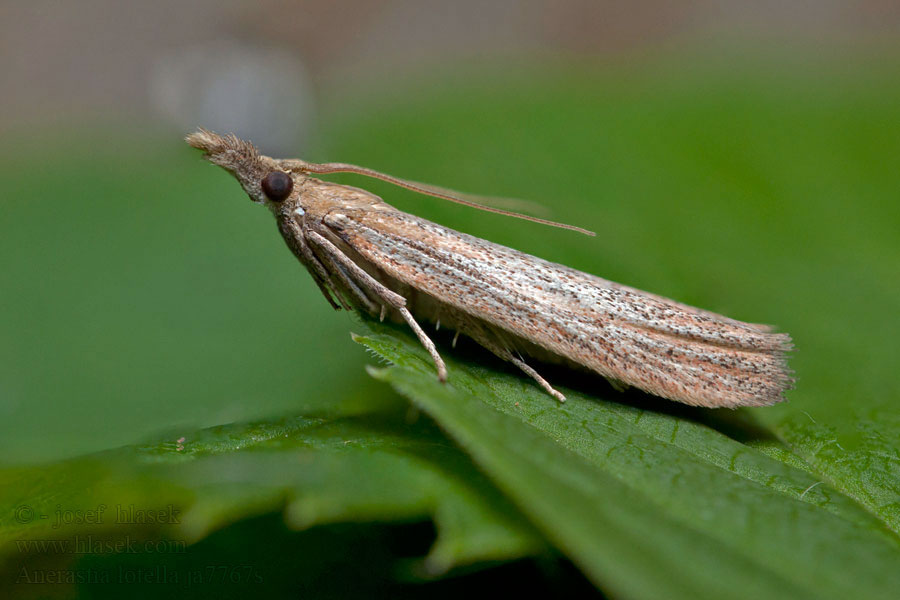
left=261, top=171, right=293, bottom=202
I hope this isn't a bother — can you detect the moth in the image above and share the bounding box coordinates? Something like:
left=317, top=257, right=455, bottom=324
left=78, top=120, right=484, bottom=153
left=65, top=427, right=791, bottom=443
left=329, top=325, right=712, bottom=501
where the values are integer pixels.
left=186, top=129, right=793, bottom=408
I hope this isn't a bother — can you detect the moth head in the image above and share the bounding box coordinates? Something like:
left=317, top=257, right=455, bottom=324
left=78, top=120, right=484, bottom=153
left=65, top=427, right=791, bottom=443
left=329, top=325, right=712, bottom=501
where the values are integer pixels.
left=186, top=128, right=298, bottom=209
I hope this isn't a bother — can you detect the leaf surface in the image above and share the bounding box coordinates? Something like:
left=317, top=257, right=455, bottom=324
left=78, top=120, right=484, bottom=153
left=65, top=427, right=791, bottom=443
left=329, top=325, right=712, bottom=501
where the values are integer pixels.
left=356, top=321, right=900, bottom=600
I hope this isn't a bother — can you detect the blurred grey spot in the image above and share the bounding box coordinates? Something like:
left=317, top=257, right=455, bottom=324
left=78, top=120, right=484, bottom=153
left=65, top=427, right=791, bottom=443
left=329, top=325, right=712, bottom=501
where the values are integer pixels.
left=150, top=41, right=314, bottom=155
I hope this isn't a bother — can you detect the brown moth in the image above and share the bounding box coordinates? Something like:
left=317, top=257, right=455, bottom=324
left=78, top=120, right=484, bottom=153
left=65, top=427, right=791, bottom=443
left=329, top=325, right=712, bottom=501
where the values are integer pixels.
left=186, top=129, right=793, bottom=408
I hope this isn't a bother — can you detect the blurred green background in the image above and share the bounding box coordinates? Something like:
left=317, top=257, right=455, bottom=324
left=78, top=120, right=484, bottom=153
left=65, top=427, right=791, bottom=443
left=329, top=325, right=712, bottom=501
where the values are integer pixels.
left=1, top=1, right=899, bottom=597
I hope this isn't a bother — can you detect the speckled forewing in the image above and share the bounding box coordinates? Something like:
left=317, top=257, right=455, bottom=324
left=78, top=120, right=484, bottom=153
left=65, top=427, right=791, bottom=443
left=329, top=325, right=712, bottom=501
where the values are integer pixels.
left=322, top=207, right=793, bottom=408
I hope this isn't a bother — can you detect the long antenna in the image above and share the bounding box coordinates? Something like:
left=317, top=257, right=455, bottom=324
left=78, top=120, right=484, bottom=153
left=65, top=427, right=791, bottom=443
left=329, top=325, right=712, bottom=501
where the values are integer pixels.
left=282, top=159, right=595, bottom=237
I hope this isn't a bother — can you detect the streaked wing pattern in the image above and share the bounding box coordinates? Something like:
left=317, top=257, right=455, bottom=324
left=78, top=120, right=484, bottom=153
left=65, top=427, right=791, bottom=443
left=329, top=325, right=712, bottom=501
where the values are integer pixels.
left=323, top=208, right=793, bottom=408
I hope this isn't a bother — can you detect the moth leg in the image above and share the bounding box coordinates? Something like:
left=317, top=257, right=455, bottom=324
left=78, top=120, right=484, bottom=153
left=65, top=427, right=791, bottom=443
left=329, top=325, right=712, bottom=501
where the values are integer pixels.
left=307, top=232, right=405, bottom=308
left=465, top=323, right=566, bottom=402
left=307, top=231, right=448, bottom=382
left=310, top=272, right=345, bottom=311
left=397, top=307, right=448, bottom=382
left=283, top=222, right=346, bottom=310
left=507, top=355, right=566, bottom=403
left=606, top=377, right=630, bottom=393
left=300, top=253, right=347, bottom=310
left=318, top=254, right=379, bottom=314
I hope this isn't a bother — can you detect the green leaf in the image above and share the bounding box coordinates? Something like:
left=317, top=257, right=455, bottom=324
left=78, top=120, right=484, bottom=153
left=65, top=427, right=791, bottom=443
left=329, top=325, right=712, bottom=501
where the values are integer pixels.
left=0, top=402, right=543, bottom=579
left=355, top=320, right=900, bottom=600
left=770, top=413, right=900, bottom=534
